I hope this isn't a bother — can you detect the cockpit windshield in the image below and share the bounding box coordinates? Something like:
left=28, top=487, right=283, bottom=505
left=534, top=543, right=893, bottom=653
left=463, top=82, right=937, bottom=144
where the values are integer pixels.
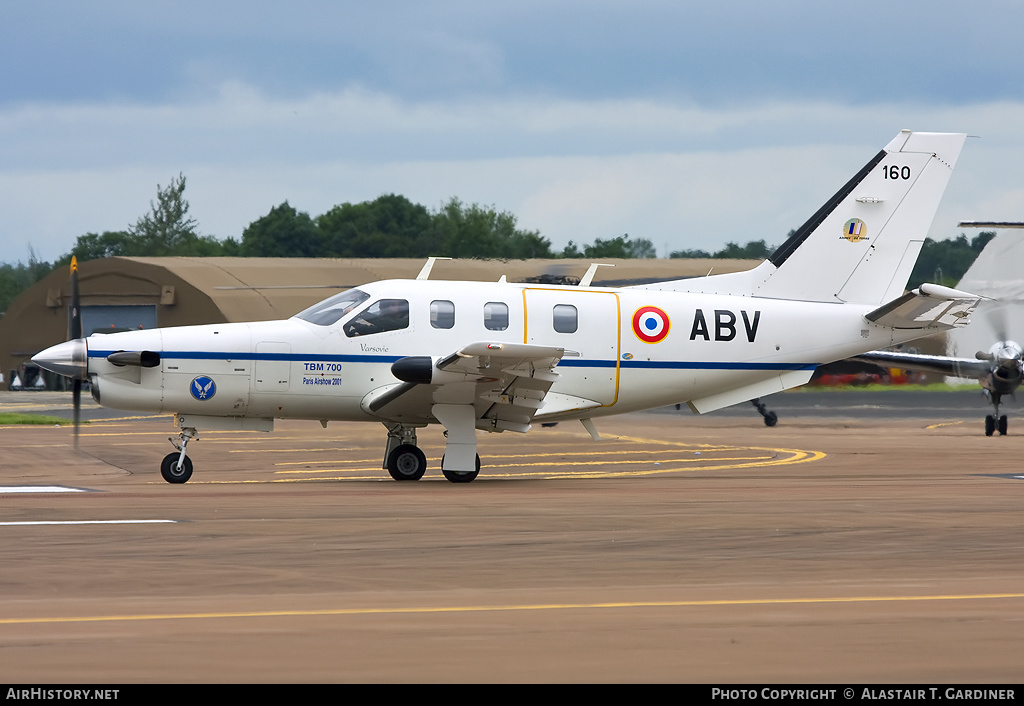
left=294, top=289, right=370, bottom=326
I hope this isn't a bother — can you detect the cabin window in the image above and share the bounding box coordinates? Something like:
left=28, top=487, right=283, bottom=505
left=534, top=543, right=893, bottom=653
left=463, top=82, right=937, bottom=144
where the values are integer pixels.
left=343, top=299, right=409, bottom=337
left=294, top=289, right=370, bottom=326
left=552, top=304, right=578, bottom=333
left=430, top=300, right=455, bottom=329
left=484, top=302, right=509, bottom=331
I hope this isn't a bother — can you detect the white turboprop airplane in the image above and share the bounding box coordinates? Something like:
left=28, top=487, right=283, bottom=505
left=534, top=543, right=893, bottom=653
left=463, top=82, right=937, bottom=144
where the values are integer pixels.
left=851, top=223, right=1024, bottom=436
left=852, top=339, right=1021, bottom=436
left=34, top=130, right=982, bottom=484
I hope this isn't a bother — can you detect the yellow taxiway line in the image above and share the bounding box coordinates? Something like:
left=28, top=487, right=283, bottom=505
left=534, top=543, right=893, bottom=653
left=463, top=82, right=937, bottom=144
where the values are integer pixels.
left=3, top=592, right=1023, bottom=626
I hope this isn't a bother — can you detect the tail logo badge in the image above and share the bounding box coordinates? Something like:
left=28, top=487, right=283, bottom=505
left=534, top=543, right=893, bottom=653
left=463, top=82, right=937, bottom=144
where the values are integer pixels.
left=842, top=218, right=868, bottom=243
left=190, top=376, right=217, bottom=400
left=632, top=306, right=671, bottom=344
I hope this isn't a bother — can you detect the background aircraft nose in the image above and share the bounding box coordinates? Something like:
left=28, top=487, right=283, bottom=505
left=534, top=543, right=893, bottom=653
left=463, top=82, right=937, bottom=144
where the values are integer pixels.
left=32, top=339, right=88, bottom=380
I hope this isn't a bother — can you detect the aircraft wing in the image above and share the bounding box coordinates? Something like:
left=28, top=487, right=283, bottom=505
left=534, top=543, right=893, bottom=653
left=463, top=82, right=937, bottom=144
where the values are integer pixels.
left=364, top=342, right=576, bottom=432
left=848, top=350, right=991, bottom=379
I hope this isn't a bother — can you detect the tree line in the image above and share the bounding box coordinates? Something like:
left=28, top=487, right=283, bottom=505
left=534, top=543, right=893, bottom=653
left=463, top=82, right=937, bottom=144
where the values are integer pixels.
left=0, top=175, right=997, bottom=314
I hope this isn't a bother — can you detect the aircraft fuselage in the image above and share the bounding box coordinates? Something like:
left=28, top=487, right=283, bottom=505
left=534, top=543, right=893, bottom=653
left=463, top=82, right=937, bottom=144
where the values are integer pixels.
left=84, top=278, right=922, bottom=426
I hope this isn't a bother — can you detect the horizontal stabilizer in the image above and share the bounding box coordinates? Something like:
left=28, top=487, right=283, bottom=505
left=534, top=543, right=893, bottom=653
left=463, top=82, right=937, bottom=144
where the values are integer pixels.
left=864, top=283, right=983, bottom=330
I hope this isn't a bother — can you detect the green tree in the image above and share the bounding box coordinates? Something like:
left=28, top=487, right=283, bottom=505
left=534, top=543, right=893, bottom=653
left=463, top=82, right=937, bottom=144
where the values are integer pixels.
left=318, top=194, right=434, bottom=257
left=240, top=202, right=321, bottom=258
left=0, top=250, right=52, bottom=314
left=60, top=173, right=228, bottom=263
left=669, top=248, right=712, bottom=258
left=129, top=173, right=201, bottom=255
left=907, top=231, right=995, bottom=288
left=432, top=198, right=552, bottom=258
left=562, top=234, right=656, bottom=259
left=64, top=231, right=137, bottom=261
left=712, top=239, right=774, bottom=259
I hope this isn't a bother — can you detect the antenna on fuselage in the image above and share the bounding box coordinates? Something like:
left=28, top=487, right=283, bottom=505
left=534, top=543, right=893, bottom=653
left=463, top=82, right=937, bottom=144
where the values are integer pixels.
left=416, top=257, right=452, bottom=280
left=579, top=263, right=613, bottom=287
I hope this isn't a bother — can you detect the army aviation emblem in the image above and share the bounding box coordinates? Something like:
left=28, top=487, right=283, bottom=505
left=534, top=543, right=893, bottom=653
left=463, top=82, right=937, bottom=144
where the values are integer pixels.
left=190, top=376, right=217, bottom=400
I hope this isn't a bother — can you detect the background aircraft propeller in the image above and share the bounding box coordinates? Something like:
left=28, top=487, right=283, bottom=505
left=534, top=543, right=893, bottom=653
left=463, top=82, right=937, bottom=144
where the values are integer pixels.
left=69, top=257, right=82, bottom=447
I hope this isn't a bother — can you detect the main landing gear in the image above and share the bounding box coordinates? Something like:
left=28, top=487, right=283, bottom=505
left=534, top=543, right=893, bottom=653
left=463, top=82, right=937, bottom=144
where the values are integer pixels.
left=383, top=421, right=481, bottom=483
left=440, top=454, right=481, bottom=483
left=984, top=392, right=1009, bottom=437
left=387, top=444, right=428, bottom=480
left=161, top=426, right=197, bottom=483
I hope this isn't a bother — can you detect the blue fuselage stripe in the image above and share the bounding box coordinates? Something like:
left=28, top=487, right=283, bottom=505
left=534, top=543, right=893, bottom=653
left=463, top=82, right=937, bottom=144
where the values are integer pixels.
left=89, top=350, right=816, bottom=372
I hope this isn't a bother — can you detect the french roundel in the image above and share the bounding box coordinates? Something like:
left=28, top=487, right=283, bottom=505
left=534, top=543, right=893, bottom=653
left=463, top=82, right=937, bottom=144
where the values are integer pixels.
left=631, top=306, right=671, bottom=343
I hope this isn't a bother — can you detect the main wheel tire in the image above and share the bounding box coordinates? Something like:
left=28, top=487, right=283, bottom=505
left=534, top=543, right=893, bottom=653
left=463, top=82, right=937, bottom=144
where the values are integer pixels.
left=999, top=415, right=1008, bottom=436
left=763, top=411, right=778, bottom=427
left=985, top=415, right=996, bottom=437
left=441, top=454, right=481, bottom=483
left=387, top=444, right=427, bottom=481
left=160, top=452, right=193, bottom=484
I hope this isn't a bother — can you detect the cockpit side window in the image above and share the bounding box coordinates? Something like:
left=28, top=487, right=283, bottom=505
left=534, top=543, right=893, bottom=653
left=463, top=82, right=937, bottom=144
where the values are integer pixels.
left=344, top=299, right=410, bottom=337
left=294, top=289, right=370, bottom=327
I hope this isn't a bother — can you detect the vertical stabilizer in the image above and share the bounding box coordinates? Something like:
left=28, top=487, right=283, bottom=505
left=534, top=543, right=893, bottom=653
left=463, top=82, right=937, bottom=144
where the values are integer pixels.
left=759, top=130, right=966, bottom=304
left=652, top=131, right=966, bottom=305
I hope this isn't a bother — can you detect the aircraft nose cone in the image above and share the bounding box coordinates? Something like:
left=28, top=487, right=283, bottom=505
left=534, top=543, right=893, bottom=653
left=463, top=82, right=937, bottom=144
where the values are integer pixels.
left=32, top=339, right=88, bottom=380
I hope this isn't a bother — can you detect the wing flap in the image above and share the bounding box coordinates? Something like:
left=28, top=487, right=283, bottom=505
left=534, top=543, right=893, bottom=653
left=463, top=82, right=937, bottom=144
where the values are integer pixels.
left=368, top=342, right=572, bottom=431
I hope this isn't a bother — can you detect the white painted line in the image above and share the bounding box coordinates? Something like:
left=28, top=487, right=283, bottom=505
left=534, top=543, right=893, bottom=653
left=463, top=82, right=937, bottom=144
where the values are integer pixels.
left=0, top=520, right=178, bottom=526
left=0, top=486, right=89, bottom=493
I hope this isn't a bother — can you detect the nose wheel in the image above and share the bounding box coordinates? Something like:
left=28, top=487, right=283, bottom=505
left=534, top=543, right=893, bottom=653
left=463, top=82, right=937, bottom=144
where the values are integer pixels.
left=985, top=414, right=1008, bottom=436
left=161, top=452, right=193, bottom=483
left=162, top=426, right=197, bottom=483
left=984, top=393, right=1009, bottom=436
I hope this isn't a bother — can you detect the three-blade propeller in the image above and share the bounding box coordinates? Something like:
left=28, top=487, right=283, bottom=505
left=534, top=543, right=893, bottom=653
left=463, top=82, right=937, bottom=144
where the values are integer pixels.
left=70, top=257, right=81, bottom=447
left=31, top=258, right=88, bottom=447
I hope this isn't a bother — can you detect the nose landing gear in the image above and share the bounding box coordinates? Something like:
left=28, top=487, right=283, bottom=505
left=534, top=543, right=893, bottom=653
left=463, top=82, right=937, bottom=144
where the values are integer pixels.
left=162, top=427, right=197, bottom=483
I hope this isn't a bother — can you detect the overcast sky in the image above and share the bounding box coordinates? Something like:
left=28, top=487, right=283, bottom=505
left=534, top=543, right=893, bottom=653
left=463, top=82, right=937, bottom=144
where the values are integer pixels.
left=2, top=1, right=1022, bottom=263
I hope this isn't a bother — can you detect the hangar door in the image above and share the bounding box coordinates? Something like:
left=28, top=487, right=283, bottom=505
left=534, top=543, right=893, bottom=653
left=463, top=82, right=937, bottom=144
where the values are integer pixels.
left=77, top=305, right=158, bottom=336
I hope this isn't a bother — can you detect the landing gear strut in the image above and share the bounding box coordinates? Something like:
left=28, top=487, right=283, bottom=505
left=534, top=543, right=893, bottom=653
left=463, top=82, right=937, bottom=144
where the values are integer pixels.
left=162, top=427, right=197, bottom=483
left=382, top=417, right=483, bottom=483
left=984, top=392, right=1008, bottom=437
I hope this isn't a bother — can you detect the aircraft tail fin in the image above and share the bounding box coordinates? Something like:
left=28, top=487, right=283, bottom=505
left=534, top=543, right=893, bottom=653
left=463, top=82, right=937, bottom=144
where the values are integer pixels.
left=650, top=130, right=967, bottom=305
